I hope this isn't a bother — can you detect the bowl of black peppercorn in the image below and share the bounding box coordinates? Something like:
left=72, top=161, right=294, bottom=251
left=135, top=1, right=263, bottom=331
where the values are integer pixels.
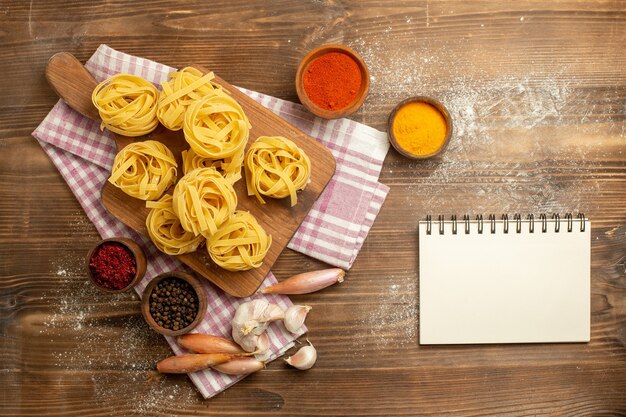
left=141, top=271, right=207, bottom=337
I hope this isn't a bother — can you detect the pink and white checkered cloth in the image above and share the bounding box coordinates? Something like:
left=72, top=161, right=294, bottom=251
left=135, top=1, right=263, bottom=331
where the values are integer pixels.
left=33, top=45, right=389, bottom=398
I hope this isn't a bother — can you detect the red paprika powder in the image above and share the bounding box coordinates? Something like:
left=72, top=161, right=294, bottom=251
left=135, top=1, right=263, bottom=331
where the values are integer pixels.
left=303, top=52, right=362, bottom=111
left=89, top=242, right=136, bottom=290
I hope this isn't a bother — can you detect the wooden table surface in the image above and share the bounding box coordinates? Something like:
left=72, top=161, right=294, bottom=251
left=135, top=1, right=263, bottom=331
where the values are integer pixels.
left=1, top=1, right=625, bottom=416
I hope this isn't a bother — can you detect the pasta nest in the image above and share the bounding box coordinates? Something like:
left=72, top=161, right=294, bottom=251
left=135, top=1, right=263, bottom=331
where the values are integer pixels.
left=91, top=74, right=159, bottom=137
left=183, top=94, right=251, bottom=160
left=157, top=67, right=226, bottom=131
left=108, top=140, right=177, bottom=201
left=244, top=136, right=311, bottom=207
left=146, top=195, right=204, bottom=255
left=181, top=148, right=243, bottom=185
left=172, top=167, right=238, bottom=238
left=206, top=211, right=272, bottom=271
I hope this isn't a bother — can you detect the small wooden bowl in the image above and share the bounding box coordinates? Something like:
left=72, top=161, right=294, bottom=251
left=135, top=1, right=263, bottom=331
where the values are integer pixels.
left=86, top=237, right=146, bottom=293
left=387, top=96, right=453, bottom=160
left=295, top=44, right=370, bottom=119
left=140, top=271, right=207, bottom=337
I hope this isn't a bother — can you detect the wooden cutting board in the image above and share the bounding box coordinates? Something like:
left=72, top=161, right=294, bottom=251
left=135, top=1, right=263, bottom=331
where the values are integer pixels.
left=46, top=52, right=336, bottom=297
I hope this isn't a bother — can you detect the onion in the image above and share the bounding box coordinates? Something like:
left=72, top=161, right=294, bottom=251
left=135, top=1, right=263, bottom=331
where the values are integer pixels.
left=260, top=268, right=345, bottom=295
left=177, top=334, right=245, bottom=354
left=157, top=353, right=238, bottom=374
left=212, top=357, right=265, bottom=375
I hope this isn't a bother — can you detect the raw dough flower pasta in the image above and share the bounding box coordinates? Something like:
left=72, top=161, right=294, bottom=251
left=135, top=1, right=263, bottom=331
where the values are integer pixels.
left=108, top=140, right=177, bottom=201
left=157, top=67, right=226, bottom=131
left=183, top=94, right=251, bottom=159
left=172, top=167, right=237, bottom=238
left=207, top=211, right=272, bottom=271
left=91, top=74, right=159, bottom=137
left=245, top=136, right=311, bottom=206
left=181, top=148, right=243, bottom=184
left=146, top=195, right=204, bottom=255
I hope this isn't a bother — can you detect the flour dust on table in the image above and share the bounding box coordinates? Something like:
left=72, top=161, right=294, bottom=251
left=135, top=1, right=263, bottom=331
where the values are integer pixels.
left=360, top=275, right=418, bottom=351
left=42, top=258, right=199, bottom=413
left=351, top=35, right=611, bottom=215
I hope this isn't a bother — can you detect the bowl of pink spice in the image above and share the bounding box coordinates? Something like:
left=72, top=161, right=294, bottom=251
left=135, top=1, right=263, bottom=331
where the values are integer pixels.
left=296, top=44, right=370, bottom=119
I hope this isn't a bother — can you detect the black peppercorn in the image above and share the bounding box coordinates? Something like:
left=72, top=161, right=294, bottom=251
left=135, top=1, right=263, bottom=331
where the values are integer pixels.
left=148, top=277, right=199, bottom=331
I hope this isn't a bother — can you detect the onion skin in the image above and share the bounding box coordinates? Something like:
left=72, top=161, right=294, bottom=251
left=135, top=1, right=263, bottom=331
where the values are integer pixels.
left=212, top=357, right=265, bottom=375
left=177, top=334, right=245, bottom=354
left=157, top=353, right=236, bottom=374
left=260, top=268, right=345, bottom=295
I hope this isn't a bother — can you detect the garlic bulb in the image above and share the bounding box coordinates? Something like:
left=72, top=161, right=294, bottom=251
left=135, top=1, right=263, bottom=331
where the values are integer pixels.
left=283, top=305, right=311, bottom=334
left=232, top=300, right=284, bottom=352
left=285, top=340, right=317, bottom=370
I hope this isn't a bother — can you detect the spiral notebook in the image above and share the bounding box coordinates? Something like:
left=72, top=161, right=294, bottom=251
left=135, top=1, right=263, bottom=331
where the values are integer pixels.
left=418, top=214, right=590, bottom=344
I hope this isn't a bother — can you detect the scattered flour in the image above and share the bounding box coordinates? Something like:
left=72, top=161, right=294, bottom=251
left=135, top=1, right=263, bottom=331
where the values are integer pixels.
left=43, top=246, right=198, bottom=414
left=361, top=274, right=418, bottom=351
left=349, top=34, right=620, bottom=216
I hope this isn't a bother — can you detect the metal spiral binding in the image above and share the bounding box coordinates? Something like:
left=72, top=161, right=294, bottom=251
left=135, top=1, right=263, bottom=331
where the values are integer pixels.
left=514, top=214, right=522, bottom=233
left=540, top=214, right=547, bottom=232
left=425, top=213, right=586, bottom=235
left=578, top=213, right=586, bottom=232
left=489, top=214, right=496, bottom=233
left=566, top=213, right=573, bottom=232
left=553, top=213, right=560, bottom=232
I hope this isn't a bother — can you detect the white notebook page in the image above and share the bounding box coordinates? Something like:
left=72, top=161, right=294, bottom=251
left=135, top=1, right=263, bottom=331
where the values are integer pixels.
left=419, top=218, right=590, bottom=344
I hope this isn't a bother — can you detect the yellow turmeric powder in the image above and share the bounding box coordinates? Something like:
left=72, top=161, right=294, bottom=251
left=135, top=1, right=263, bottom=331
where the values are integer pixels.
left=392, top=102, right=447, bottom=156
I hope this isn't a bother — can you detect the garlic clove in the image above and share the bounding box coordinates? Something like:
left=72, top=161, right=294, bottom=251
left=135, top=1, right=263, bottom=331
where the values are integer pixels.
left=264, top=303, right=285, bottom=322
left=237, top=333, right=261, bottom=353
left=284, top=340, right=317, bottom=370
left=254, top=332, right=271, bottom=361
left=283, top=305, right=311, bottom=334
left=256, top=332, right=270, bottom=353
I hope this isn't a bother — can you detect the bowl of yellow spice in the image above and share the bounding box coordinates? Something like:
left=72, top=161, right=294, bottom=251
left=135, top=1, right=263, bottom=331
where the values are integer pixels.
left=388, top=96, right=452, bottom=159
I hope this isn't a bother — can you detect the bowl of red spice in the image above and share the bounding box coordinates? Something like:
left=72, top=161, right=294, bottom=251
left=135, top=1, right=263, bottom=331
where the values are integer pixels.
left=86, top=237, right=146, bottom=293
left=296, top=44, right=370, bottom=119
left=141, top=271, right=207, bottom=337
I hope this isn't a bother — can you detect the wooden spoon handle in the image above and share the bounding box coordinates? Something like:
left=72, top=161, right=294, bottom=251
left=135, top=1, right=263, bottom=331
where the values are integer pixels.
left=45, top=52, right=100, bottom=121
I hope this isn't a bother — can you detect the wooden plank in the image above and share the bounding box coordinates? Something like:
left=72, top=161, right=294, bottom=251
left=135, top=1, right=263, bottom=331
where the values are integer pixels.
left=1, top=0, right=626, bottom=415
